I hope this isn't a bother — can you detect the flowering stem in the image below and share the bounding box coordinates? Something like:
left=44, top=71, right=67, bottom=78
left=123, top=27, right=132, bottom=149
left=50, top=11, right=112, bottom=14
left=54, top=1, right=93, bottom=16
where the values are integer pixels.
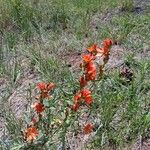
left=61, top=115, right=68, bottom=150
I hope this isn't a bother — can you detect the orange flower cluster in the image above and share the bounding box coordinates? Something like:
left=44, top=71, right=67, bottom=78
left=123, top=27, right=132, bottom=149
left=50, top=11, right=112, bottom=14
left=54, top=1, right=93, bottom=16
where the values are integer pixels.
left=24, top=82, right=55, bottom=142
left=80, top=54, right=96, bottom=87
left=31, top=102, right=45, bottom=114
left=74, top=89, right=93, bottom=105
left=87, top=39, right=113, bottom=58
left=23, top=39, right=113, bottom=141
left=71, top=89, right=93, bottom=111
left=72, top=39, right=113, bottom=112
left=87, top=39, right=113, bottom=77
left=37, top=82, right=55, bottom=99
left=72, top=39, right=113, bottom=134
left=32, top=82, right=55, bottom=113
left=24, top=126, right=39, bottom=142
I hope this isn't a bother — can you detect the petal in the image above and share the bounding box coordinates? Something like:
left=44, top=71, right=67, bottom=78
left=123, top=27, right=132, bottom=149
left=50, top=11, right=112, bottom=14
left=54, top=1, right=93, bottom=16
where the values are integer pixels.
left=83, top=123, right=93, bottom=134
left=85, top=95, right=93, bottom=105
left=83, top=54, right=94, bottom=63
left=81, top=89, right=91, bottom=97
left=47, top=83, right=55, bottom=91
left=103, top=39, right=113, bottom=48
left=87, top=44, right=97, bottom=52
left=37, top=82, right=47, bottom=91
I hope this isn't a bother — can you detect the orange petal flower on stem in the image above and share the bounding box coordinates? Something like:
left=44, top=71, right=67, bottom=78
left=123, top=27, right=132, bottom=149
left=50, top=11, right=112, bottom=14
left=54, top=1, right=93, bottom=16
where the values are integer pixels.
left=37, top=82, right=47, bottom=91
left=85, top=62, right=96, bottom=81
left=96, top=39, right=112, bottom=57
left=85, top=95, right=93, bottom=105
left=81, top=89, right=91, bottom=97
left=87, top=44, right=97, bottom=52
left=24, top=126, right=38, bottom=142
left=37, top=82, right=55, bottom=100
left=85, top=70, right=96, bottom=81
left=31, top=102, right=45, bottom=113
left=83, top=54, right=94, bottom=63
left=103, top=38, right=113, bottom=49
left=74, top=92, right=82, bottom=103
left=81, top=89, right=93, bottom=105
left=37, top=82, right=55, bottom=91
left=97, top=47, right=109, bottom=55
left=86, top=62, right=96, bottom=73
left=83, top=123, right=93, bottom=134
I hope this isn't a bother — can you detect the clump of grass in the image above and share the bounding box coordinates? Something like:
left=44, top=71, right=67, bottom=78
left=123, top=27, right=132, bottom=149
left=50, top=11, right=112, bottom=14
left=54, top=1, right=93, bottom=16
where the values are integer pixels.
left=120, top=0, right=134, bottom=12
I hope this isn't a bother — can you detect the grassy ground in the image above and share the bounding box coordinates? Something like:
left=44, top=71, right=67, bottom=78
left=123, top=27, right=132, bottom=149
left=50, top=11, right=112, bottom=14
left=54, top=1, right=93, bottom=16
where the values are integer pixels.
left=0, top=0, right=150, bottom=149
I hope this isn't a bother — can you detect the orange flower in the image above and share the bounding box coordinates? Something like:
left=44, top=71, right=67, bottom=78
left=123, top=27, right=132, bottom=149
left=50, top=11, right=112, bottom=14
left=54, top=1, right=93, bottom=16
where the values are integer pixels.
left=31, top=102, right=45, bottom=113
left=37, top=82, right=47, bottom=91
left=83, top=54, right=94, bottom=63
left=85, top=95, right=93, bottom=105
left=37, top=82, right=55, bottom=91
left=103, top=38, right=113, bottom=49
left=86, top=62, right=96, bottom=73
left=81, top=89, right=93, bottom=105
left=79, top=76, right=87, bottom=87
left=95, top=39, right=112, bottom=57
left=85, top=62, right=96, bottom=81
left=37, top=82, right=55, bottom=99
left=96, top=47, right=109, bottom=57
left=87, top=44, right=97, bottom=53
left=24, top=126, right=38, bottom=142
left=83, top=123, right=93, bottom=134
left=81, top=89, right=91, bottom=97
left=85, top=71, right=96, bottom=81
left=74, top=92, right=82, bottom=103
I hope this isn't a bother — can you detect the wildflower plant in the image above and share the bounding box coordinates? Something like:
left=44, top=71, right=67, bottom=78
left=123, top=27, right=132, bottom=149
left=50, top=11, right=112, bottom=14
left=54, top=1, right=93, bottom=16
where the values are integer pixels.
left=14, top=39, right=113, bottom=148
left=4, top=38, right=149, bottom=150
